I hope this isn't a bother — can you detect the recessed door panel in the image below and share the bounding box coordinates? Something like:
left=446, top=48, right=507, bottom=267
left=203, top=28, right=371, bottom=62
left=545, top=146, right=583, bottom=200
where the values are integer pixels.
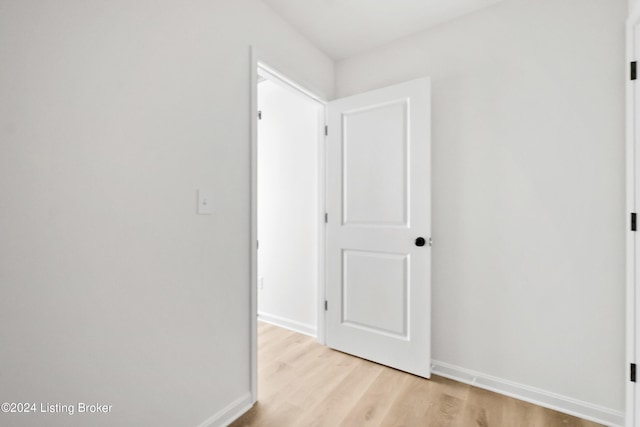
left=342, top=101, right=408, bottom=227
left=342, top=250, right=408, bottom=338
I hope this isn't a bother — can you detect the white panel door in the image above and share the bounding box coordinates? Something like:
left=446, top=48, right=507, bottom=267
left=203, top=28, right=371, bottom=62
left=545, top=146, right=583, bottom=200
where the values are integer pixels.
left=326, top=78, right=431, bottom=378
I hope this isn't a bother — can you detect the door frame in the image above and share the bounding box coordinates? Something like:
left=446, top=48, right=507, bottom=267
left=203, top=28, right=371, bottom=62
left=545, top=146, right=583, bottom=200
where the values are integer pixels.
left=250, top=48, right=328, bottom=403
left=627, top=7, right=640, bottom=427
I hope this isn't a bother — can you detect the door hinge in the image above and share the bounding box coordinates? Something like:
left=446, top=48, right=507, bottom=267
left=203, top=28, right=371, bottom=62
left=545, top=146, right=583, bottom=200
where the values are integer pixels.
left=324, top=300, right=328, bottom=311
left=258, top=110, right=262, bottom=120
left=632, top=213, right=637, bottom=231
left=325, top=213, right=328, bottom=223
left=632, top=363, right=637, bottom=382
left=632, top=62, right=637, bottom=81
left=324, top=125, right=328, bottom=136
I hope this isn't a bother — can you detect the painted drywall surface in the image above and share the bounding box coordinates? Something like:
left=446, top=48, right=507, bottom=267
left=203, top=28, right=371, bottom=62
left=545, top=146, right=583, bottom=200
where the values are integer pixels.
left=337, top=0, right=626, bottom=411
left=257, top=80, right=319, bottom=333
left=0, top=1, right=332, bottom=426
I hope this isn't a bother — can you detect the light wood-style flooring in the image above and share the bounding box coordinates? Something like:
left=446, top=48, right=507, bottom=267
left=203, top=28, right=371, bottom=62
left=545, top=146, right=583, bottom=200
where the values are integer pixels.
left=230, top=322, right=602, bottom=427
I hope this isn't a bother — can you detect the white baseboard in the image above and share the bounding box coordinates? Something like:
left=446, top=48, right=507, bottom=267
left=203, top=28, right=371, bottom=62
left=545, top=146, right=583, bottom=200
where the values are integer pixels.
left=196, top=392, right=253, bottom=427
left=431, top=361, right=624, bottom=427
left=258, top=312, right=317, bottom=337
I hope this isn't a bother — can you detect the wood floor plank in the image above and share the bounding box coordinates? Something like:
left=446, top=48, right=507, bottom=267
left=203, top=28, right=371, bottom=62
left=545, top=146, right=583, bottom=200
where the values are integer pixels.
left=282, top=349, right=359, bottom=411
left=259, top=339, right=324, bottom=401
left=230, top=323, right=605, bottom=427
left=460, top=403, right=490, bottom=427
left=258, top=325, right=305, bottom=356
left=499, top=397, right=538, bottom=427
left=295, top=358, right=384, bottom=427
left=461, top=386, right=507, bottom=426
left=378, top=374, right=436, bottom=427
left=431, top=393, right=467, bottom=426
left=339, top=367, right=408, bottom=426
left=534, top=405, right=604, bottom=427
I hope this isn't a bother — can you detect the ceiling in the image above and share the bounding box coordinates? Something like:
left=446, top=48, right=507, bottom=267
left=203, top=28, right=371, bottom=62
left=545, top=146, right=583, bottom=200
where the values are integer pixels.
left=262, top=0, right=506, bottom=60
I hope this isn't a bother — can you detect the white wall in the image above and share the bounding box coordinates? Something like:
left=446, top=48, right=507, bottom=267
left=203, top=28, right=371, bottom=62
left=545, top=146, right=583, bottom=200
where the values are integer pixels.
left=0, top=1, right=333, bottom=426
left=337, top=0, right=626, bottom=417
left=257, top=79, right=319, bottom=335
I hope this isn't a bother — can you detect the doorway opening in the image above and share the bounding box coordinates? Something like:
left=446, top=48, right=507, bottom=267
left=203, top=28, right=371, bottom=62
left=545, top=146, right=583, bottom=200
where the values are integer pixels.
left=250, top=57, right=327, bottom=402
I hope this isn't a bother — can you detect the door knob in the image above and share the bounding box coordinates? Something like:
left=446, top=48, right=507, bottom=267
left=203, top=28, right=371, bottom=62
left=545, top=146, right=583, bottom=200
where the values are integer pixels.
left=415, top=237, right=426, bottom=247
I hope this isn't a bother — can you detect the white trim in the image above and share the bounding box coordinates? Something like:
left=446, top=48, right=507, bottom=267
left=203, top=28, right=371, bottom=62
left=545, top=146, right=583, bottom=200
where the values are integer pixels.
left=316, top=102, right=328, bottom=346
left=250, top=47, right=259, bottom=406
left=628, top=9, right=640, bottom=427
left=432, top=361, right=624, bottom=427
left=196, top=392, right=253, bottom=427
left=258, top=69, right=325, bottom=106
left=258, top=313, right=317, bottom=337
left=257, top=64, right=326, bottom=106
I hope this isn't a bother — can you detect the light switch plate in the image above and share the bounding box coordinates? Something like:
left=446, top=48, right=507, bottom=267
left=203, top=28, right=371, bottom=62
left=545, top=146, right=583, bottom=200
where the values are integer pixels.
left=197, top=189, right=214, bottom=215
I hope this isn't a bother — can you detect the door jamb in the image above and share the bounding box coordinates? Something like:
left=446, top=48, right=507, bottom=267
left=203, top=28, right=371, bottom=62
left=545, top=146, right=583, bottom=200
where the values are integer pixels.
left=250, top=47, right=328, bottom=404
left=627, top=8, right=640, bottom=427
